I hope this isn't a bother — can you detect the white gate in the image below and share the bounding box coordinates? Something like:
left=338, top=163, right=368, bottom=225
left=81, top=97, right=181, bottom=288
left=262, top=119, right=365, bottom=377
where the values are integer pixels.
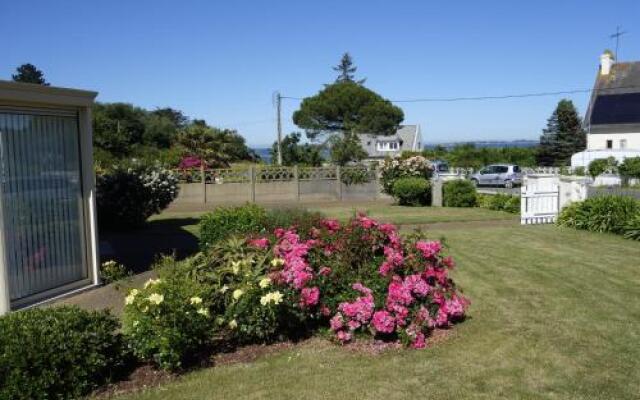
left=521, top=175, right=560, bottom=225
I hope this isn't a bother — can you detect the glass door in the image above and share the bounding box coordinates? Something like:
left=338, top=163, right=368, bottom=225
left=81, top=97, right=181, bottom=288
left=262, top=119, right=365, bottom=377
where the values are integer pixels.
left=0, top=110, right=88, bottom=302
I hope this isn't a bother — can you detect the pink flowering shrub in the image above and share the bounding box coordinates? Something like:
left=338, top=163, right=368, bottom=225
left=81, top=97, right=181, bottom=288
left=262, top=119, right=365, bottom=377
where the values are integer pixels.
left=267, top=213, right=469, bottom=348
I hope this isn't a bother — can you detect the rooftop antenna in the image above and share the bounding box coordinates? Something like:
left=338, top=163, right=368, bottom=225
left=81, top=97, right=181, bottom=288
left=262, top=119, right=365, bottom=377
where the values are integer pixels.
left=609, top=26, right=628, bottom=60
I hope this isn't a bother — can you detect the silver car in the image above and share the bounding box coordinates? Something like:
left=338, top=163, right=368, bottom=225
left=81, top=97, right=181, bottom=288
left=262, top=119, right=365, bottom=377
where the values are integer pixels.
left=470, top=164, right=523, bottom=188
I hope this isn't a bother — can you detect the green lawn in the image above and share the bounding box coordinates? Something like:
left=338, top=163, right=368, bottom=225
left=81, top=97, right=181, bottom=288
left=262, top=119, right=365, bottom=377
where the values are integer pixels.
left=114, top=210, right=640, bottom=400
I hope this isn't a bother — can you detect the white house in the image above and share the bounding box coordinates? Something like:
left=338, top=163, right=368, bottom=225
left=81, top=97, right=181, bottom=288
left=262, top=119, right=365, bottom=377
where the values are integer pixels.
left=571, top=52, right=640, bottom=167
left=358, top=124, right=423, bottom=160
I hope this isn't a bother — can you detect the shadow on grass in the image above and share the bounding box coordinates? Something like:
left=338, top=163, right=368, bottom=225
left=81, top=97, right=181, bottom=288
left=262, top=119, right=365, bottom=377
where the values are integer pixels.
left=100, top=217, right=200, bottom=274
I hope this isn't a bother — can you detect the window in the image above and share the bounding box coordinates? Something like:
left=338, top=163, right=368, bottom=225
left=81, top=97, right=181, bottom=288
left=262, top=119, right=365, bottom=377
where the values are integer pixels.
left=620, top=139, right=627, bottom=149
left=606, top=140, right=613, bottom=149
left=494, top=166, right=509, bottom=173
left=376, top=141, right=399, bottom=151
left=513, top=166, right=521, bottom=173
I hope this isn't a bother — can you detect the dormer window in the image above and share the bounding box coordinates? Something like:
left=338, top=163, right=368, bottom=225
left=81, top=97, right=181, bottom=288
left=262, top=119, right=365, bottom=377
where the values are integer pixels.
left=377, top=141, right=399, bottom=151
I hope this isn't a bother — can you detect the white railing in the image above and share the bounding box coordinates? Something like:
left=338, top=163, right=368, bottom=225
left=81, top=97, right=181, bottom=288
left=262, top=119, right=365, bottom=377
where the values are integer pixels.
left=521, top=175, right=560, bottom=225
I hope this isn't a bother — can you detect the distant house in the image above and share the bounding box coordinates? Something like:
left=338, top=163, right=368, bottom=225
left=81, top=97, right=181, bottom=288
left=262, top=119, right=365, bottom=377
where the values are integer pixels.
left=358, top=124, right=422, bottom=160
left=572, top=52, right=640, bottom=167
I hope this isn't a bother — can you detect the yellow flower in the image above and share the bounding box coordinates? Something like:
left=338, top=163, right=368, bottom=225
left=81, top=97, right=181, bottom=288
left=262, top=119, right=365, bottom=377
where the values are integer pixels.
left=231, top=261, right=241, bottom=275
left=259, top=277, right=271, bottom=288
left=270, top=291, right=284, bottom=305
left=270, top=258, right=284, bottom=267
left=144, top=278, right=161, bottom=289
left=260, top=294, right=269, bottom=306
left=228, top=319, right=238, bottom=329
left=147, top=293, right=164, bottom=305
left=190, top=296, right=203, bottom=305
left=220, top=285, right=229, bottom=293
left=232, top=289, right=244, bottom=300
left=197, top=308, right=209, bottom=317
left=124, top=289, right=139, bottom=305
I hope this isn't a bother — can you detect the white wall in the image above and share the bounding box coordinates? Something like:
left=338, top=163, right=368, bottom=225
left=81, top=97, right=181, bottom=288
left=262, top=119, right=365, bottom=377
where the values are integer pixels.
left=587, top=133, right=640, bottom=150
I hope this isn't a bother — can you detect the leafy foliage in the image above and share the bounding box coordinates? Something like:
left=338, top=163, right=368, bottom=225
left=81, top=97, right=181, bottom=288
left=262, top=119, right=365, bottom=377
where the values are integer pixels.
left=421, top=143, right=537, bottom=169
left=619, top=157, right=640, bottom=181
left=292, top=81, right=404, bottom=140
left=558, top=195, right=640, bottom=235
left=477, top=193, right=520, bottom=213
left=122, top=276, right=213, bottom=370
left=443, top=180, right=477, bottom=207
left=340, top=165, right=374, bottom=185
left=96, top=162, right=179, bottom=229
left=100, top=260, right=131, bottom=284
left=392, top=177, right=431, bottom=206
left=330, top=132, right=368, bottom=165
left=199, top=204, right=268, bottom=250
left=178, top=123, right=258, bottom=168
left=270, top=132, right=324, bottom=166
left=0, top=307, right=128, bottom=400
left=11, top=63, right=49, bottom=85
left=536, top=99, right=586, bottom=166
left=624, top=214, right=640, bottom=241
left=333, top=52, right=366, bottom=84
left=588, top=157, right=618, bottom=178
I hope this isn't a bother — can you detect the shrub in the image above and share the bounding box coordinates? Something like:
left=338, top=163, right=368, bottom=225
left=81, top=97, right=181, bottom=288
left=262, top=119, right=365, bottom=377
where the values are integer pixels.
left=122, top=275, right=213, bottom=370
left=392, top=177, right=431, bottom=206
left=588, top=157, right=618, bottom=178
left=0, top=307, right=128, bottom=400
left=340, top=165, right=373, bottom=186
left=624, top=214, right=640, bottom=241
left=503, top=196, right=521, bottom=214
left=199, top=204, right=267, bottom=250
left=619, top=157, right=640, bottom=181
left=100, top=260, right=131, bottom=284
left=478, top=193, right=520, bottom=213
left=380, top=156, right=433, bottom=195
left=443, top=180, right=477, bottom=207
left=263, top=208, right=325, bottom=237
left=558, top=195, right=640, bottom=235
left=97, top=162, right=179, bottom=229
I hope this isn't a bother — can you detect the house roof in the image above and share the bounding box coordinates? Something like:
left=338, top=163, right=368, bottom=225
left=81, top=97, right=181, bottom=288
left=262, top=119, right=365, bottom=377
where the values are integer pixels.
left=358, top=125, right=421, bottom=158
left=585, top=61, right=640, bottom=134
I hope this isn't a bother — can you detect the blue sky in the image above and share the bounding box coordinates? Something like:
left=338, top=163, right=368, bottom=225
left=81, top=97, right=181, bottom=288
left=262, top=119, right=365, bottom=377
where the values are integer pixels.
left=1, top=1, right=638, bottom=147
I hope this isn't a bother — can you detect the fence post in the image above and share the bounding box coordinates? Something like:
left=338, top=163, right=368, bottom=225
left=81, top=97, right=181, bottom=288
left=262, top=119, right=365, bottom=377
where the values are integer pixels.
left=336, top=165, right=343, bottom=201
left=431, top=178, right=443, bottom=207
left=249, top=165, right=256, bottom=203
left=374, top=166, right=381, bottom=200
left=293, top=165, right=300, bottom=201
left=200, top=164, right=206, bottom=204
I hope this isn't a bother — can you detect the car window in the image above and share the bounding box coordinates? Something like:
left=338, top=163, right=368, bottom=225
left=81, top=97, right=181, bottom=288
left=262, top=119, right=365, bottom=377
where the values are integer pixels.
left=494, top=166, right=509, bottom=173
left=513, top=166, right=521, bottom=173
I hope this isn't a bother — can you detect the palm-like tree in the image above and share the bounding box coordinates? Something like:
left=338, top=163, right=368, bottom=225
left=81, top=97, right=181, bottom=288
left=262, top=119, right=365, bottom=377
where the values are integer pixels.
left=177, top=124, right=234, bottom=168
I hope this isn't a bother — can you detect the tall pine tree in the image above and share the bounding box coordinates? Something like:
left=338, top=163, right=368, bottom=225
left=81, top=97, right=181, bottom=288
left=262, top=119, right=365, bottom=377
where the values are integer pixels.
left=333, top=53, right=366, bottom=84
left=536, top=99, right=586, bottom=166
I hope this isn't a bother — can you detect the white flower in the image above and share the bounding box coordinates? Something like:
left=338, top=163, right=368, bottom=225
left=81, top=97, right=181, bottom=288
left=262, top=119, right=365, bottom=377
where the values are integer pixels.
left=144, top=278, right=161, bottom=289
left=231, top=261, right=241, bottom=275
left=220, top=285, right=229, bottom=293
left=147, top=293, right=164, bottom=305
left=260, top=291, right=284, bottom=306
left=197, top=308, right=209, bottom=317
left=132, top=320, right=139, bottom=327
left=190, top=296, right=203, bottom=305
left=124, top=289, right=139, bottom=305
left=232, top=289, right=244, bottom=300
left=258, top=277, right=271, bottom=288
left=228, top=319, right=238, bottom=329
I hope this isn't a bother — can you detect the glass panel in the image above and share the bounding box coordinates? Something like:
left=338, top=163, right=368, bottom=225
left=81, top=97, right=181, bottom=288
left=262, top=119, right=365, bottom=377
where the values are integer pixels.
left=0, top=112, right=87, bottom=301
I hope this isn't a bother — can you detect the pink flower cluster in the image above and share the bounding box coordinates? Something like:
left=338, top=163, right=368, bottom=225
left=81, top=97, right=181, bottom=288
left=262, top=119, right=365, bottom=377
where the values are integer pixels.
left=330, top=283, right=375, bottom=342
left=274, top=231, right=313, bottom=290
left=248, top=237, right=270, bottom=249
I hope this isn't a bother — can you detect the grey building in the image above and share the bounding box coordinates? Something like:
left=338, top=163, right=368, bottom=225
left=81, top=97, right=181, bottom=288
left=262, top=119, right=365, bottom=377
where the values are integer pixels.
left=358, top=124, right=422, bottom=160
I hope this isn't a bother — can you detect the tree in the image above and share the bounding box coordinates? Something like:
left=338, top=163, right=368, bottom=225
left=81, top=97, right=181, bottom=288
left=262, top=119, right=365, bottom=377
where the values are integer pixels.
left=93, top=103, right=147, bottom=157
left=151, top=107, right=189, bottom=128
left=12, top=63, right=49, bottom=85
left=177, top=123, right=258, bottom=168
left=293, top=81, right=404, bottom=141
left=536, top=99, right=586, bottom=166
left=588, top=157, right=618, bottom=178
left=270, top=132, right=324, bottom=166
left=333, top=52, right=365, bottom=84
left=329, top=132, right=368, bottom=166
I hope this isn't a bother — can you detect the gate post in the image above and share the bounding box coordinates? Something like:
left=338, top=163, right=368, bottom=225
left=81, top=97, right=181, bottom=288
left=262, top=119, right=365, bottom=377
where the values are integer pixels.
left=293, top=165, right=300, bottom=201
left=249, top=165, right=256, bottom=203
left=431, top=178, right=443, bottom=207
left=336, top=165, right=343, bottom=201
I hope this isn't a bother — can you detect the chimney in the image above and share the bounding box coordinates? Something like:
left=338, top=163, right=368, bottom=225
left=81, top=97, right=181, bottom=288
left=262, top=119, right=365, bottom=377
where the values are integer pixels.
left=600, top=52, right=614, bottom=76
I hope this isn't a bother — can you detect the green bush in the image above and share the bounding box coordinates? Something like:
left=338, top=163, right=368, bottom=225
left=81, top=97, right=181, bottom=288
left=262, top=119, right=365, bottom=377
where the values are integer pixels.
left=624, top=214, right=640, bottom=241
left=122, top=275, right=213, bottom=370
left=97, top=162, right=179, bottom=230
left=619, top=157, right=640, bottom=181
left=380, top=156, right=433, bottom=195
left=0, top=307, right=128, bottom=400
left=558, top=195, right=640, bottom=235
left=588, top=157, right=618, bottom=178
left=199, top=204, right=267, bottom=250
left=504, top=196, right=521, bottom=214
left=392, top=177, right=431, bottom=206
left=340, top=165, right=373, bottom=186
left=443, top=180, right=477, bottom=207
left=263, top=208, right=325, bottom=237
left=100, top=260, right=131, bottom=284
